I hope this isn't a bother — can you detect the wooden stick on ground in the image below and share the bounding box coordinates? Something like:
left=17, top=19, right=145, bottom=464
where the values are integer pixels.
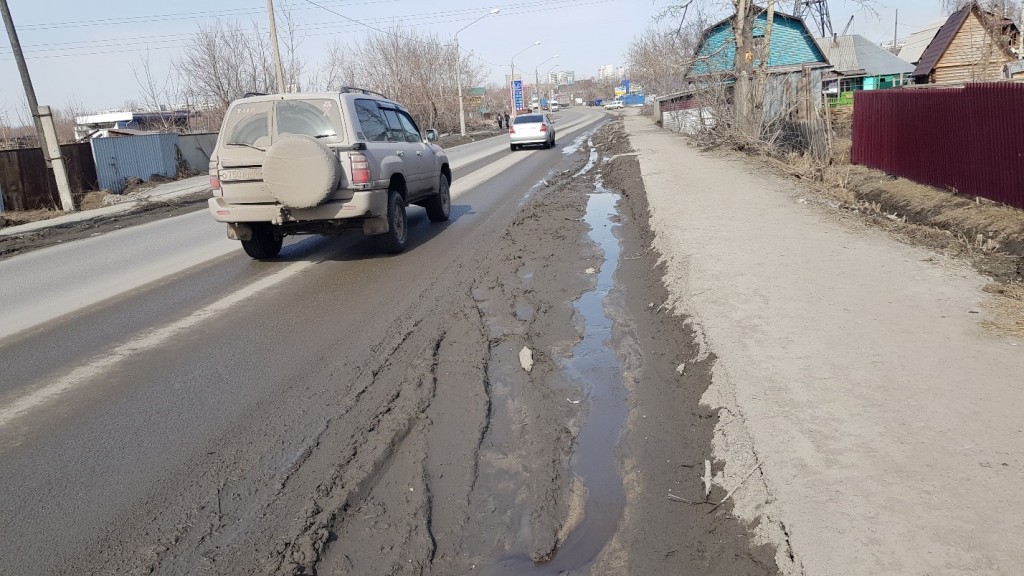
left=707, top=459, right=766, bottom=514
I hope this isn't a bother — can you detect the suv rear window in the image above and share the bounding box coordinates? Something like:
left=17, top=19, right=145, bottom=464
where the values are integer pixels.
left=225, top=101, right=273, bottom=147
left=276, top=99, right=341, bottom=139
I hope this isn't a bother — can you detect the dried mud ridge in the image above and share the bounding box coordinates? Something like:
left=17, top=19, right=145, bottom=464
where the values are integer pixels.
left=79, top=121, right=777, bottom=575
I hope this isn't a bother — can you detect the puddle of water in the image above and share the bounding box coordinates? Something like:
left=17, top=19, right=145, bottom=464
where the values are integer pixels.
left=486, top=182, right=627, bottom=575
left=574, top=139, right=599, bottom=177
left=561, top=133, right=588, bottom=156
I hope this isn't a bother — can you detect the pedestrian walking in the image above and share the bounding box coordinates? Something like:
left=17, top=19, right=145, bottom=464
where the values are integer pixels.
left=497, top=114, right=503, bottom=130
left=504, top=111, right=511, bottom=129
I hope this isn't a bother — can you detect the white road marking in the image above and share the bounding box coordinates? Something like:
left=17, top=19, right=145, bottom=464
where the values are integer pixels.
left=0, top=259, right=315, bottom=428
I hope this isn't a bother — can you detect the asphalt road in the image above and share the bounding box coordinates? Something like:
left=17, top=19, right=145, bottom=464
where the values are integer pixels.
left=0, top=108, right=608, bottom=575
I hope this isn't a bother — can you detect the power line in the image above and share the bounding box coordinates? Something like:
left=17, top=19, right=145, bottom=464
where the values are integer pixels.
left=0, top=0, right=622, bottom=62
left=12, top=0, right=403, bottom=31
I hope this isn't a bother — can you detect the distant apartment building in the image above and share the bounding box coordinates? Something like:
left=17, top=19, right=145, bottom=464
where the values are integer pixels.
left=547, top=70, right=576, bottom=86
left=598, top=65, right=626, bottom=81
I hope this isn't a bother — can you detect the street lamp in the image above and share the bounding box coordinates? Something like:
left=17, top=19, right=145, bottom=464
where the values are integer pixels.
left=454, top=8, right=500, bottom=137
left=534, top=55, right=558, bottom=104
left=510, top=41, right=541, bottom=116
left=544, top=64, right=560, bottom=104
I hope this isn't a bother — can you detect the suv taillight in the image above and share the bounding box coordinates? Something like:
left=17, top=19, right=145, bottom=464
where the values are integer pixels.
left=349, top=152, right=370, bottom=185
left=509, top=125, right=515, bottom=134
left=210, top=172, right=221, bottom=193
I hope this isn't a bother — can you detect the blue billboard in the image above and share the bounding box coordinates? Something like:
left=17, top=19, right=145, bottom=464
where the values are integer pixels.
left=512, top=80, right=524, bottom=111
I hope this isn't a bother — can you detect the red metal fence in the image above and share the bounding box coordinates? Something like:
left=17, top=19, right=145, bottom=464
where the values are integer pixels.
left=852, top=83, right=1024, bottom=210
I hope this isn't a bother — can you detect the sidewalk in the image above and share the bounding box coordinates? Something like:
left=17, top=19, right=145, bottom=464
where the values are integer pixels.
left=623, top=112, right=1024, bottom=575
left=0, top=175, right=209, bottom=237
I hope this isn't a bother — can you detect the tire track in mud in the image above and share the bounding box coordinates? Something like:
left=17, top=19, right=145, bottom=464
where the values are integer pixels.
left=309, top=137, right=604, bottom=575
left=97, top=118, right=780, bottom=576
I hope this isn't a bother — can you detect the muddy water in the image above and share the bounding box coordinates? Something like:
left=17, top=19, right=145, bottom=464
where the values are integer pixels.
left=487, top=181, right=628, bottom=575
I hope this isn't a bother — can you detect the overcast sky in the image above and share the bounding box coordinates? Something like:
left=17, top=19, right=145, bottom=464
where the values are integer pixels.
left=0, top=0, right=944, bottom=114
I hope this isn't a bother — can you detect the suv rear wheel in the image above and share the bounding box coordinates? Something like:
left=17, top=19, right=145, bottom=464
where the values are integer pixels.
left=424, top=174, right=451, bottom=222
left=375, top=189, right=408, bottom=254
left=241, top=223, right=283, bottom=259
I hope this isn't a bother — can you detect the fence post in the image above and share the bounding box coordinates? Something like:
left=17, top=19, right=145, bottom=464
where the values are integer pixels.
left=38, top=106, right=76, bottom=212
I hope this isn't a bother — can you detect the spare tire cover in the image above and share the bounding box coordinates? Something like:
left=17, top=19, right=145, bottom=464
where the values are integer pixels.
left=262, top=134, right=340, bottom=209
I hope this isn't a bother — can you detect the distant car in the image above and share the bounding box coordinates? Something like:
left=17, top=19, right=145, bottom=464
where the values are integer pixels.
left=549, top=102, right=560, bottom=112
left=509, top=113, right=556, bottom=151
left=604, top=101, right=625, bottom=110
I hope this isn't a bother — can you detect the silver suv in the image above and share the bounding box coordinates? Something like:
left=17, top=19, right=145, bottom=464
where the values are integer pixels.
left=208, top=88, right=452, bottom=259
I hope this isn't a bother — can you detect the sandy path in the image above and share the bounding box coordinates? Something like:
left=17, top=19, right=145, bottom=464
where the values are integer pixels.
left=623, top=111, right=1024, bottom=576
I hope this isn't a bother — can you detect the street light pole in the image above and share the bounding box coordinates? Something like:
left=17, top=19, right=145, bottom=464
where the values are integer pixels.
left=455, top=8, right=500, bottom=137
left=510, top=41, right=541, bottom=116
left=533, top=55, right=558, bottom=104
left=544, top=64, right=560, bottom=104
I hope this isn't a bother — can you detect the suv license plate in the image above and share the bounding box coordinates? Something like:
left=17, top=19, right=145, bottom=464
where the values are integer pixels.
left=220, top=168, right=263, bottom=181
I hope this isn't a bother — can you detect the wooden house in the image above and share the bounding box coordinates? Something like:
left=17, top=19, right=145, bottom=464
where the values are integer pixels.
left=912, top=3, right=1020, bottom=84
left=678, top=10, right=830, bottom=123
left=815, top=34, right=915, bottom=106
left=686, top=10, right=829, bottom=78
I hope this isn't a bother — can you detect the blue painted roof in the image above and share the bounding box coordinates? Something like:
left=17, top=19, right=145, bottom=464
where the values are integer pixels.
left=688, top=11, right=829, bottom=77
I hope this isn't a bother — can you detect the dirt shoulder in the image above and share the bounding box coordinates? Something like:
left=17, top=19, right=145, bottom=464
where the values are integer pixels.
left=754, top=139, right=1024, bottom=286
left=625, top=111, right=1024, bottom=575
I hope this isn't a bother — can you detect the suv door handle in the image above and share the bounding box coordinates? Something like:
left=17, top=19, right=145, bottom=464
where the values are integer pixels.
left=416, top=151, right=423, bottom=156
left=396, top=151, right=404, bottom=157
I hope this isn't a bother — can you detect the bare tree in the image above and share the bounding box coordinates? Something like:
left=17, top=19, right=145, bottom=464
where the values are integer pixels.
left=346, top=27, right=486, bottom=132
left=626, top=14, right=707, bottom=97
left=176, top=20, right=275, bottom=114
left=131, top=50, right=185, bottom=132
left=279, top=0, right=305, bottom=92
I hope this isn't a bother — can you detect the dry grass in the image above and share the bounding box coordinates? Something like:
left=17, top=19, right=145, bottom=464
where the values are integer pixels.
left=981, top=283, right=1024, bottom=338
left=0, top=207, right=67, bottom=227
left=766, top=138, right=1024, bottom=260
left=79, top=190, right=112, bottom=211
left=0, top=190, right=113, bottom=228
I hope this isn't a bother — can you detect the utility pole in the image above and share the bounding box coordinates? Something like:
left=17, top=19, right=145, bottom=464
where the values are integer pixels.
left=893, top=9, right=898, bottom=55
left=267, top=0, right=286, bottom=93
left=1, top=0, right=75, bottom=211
left=454, top=9, right=500, bottom=137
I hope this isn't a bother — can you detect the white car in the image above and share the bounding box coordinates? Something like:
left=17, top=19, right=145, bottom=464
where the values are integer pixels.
left=549, top=102, right=560, bottom=112
left=604, top=101, right=625, bottom=110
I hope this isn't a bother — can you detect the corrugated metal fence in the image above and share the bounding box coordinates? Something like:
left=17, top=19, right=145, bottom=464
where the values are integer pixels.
left=176, top=133, right=218, bottom=173
left=0, top=143, right=97, bottom=211
left=91, top=133, right=179, bottom=193
left=852, top=83, right=1024, bottom=210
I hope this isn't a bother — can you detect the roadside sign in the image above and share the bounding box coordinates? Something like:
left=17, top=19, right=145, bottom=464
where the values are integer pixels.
left=512, top=80, right=524, bottom=112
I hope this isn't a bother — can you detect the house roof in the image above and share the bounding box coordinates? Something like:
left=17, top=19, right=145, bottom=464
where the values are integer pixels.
left=912, top=3, right=1019, bottom=78
left=686, top=8, right=828, bottom=77
left=897, top=19, right=946, bottom=65
left=815, top=34, right=915, bottom=76
left=913, top=5, right=974, bottom=77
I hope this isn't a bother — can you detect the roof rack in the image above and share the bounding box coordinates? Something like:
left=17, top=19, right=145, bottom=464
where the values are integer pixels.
left=339, top=86, right=390, bottom=99
left=243, top=92, right=269, bottom=98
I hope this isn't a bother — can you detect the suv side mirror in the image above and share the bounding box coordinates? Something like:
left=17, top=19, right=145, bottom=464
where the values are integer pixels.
left=425, top=129, right=438, bottom=142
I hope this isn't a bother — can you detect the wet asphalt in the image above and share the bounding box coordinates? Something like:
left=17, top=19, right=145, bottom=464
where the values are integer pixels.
left=0, top=108, right=608, bottom=575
